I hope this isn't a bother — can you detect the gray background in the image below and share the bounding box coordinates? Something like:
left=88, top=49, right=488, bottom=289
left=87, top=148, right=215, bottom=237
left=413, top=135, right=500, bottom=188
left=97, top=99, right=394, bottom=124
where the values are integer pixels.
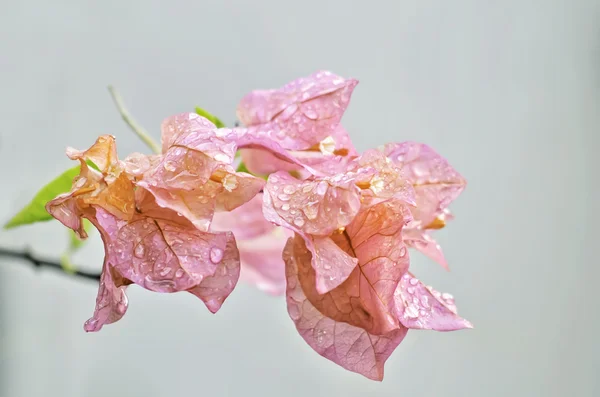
left=0, top=1, right=598, bottom=396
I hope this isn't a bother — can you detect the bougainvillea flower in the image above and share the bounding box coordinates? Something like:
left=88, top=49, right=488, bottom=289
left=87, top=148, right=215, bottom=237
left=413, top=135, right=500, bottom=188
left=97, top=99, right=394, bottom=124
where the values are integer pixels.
left=282, top=199, right=471, bottom=379
left=262, top=148, right=417, bottom=293
left=263, top=145, right=470, bottom=379
left=284, top=234, right=409, bottom=381
left=47, top=135, right=242, bottom=331
left=211, top=194, right=291, bottom=295
left=282, top=197, right=417, bottom=380
left=384, top=142, right=467, bottom=268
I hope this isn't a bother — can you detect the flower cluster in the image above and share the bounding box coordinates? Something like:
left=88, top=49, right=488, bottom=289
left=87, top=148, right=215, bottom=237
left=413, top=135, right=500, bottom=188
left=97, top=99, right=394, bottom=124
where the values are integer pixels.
left=47, top=70, right=470, bottom=380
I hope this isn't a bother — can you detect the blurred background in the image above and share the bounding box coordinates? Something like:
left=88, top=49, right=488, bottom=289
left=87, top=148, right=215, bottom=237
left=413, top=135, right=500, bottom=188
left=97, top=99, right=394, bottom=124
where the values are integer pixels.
left=1, top=1, right=598, bottom=396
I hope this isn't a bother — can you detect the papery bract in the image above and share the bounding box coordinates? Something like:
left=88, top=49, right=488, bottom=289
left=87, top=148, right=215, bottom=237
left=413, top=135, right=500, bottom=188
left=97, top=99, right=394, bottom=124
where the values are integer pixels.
left=236, top=71, right=359, bottom=176
left=284, top=235, right=408, bottom=381
left=384, top=142, right=466, bottom=268
left=47, top=135, right=242, bottom=332
left=211, top=194, right=290, bottom=295
left=394, top=273, right=472, bottom=331
left=237, top=70, right=358, bottom=150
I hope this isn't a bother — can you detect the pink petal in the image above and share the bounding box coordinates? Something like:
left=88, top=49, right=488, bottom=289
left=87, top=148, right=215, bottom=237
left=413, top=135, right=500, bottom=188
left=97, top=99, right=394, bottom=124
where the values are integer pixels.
left=237, top=229, right=289, bottom=295
left=122, top=152, right=161, bottom=177
left=211, top=194, right=289, bottom=295
left=161, top=112, right=236, bottom=159
left=187, top=233, right=241, bottom=313
left=285, top=199, right=412, bottom=336
left=394, top=273, right=472, bottom=331
left=384, top=142, right=466, bottom=226
left=284, top=237, right=408, bottom=381
left=83, top=255, right=129, bottom=332
left=239, top=148, right=301, bottom=175
left=211, top=193, right=276, bottom=240
left=403, top=227, right=448, bottom=269
left=263, top=171, right=362, bottom=236
left=238, top=125, right=357, bottom=176
left=135, top=183, right=218, bottom=231
left=66, top=135, right=119, bottom=173
left=94, top=202, right=236, bottom=295
left=235, top=131, right=320, bottom=175
left=309, top=236, right=358, bottom=294
left=237, top=71, right=358, bottom=150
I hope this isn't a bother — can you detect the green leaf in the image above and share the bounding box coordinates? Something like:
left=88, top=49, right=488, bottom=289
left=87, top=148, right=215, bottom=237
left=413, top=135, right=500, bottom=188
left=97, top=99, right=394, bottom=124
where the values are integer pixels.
left=4, top=160, right=99, bottom=230
left=195, top=106, right=226, bottom=128
left=4, top=165, right=81, bottom=229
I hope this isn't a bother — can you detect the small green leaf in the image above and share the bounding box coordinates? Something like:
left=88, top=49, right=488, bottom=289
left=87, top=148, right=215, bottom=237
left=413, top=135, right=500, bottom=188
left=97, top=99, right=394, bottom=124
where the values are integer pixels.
left=4, top=160, right=98, bottom=230
left=195, top=106, right=226, bottom=128
left=4, top=166, right=81, bottom=229
left=236, top=161, right=250, bottom=174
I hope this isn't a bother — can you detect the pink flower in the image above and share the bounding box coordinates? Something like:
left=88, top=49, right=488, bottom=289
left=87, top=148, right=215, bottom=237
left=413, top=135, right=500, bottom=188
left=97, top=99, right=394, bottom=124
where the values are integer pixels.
left=264, top=148, right=471, bottom=380
left=46, top=134, right=250, bottom=332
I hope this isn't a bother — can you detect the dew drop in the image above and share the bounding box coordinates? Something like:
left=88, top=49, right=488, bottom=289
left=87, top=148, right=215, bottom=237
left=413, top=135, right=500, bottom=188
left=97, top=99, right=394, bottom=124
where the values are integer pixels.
left=294, top=218, right=305, bottom=227
left=404, top=306, right=419, bottom=319
left=134, top=244, right=145, bottom=258
left=442, top=292, right=454, bottom=301
left=163, top=161, right=177, bottom=172
left=175, top=269, right=184, bottom=278
left=288, top=304, right=301, bottom=320
left=210, top=247, right=224, bottom=263
left=283, top=185, right=296, bottom=194
left=407, top=287, right=415, bottom=294
left=278, top=193, right=290, bottom=201
left=409, top=277, right=419, bottom=286
left=399, top=246, right=407, bottom=257
left=316, top=181, right=328, bottom=195
left=281, top=203, right=290, bottom=211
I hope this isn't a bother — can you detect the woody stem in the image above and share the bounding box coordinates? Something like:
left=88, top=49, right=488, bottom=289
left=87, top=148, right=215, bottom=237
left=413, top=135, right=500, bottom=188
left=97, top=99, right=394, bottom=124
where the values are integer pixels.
left=0, top=247, right=100, bottom=282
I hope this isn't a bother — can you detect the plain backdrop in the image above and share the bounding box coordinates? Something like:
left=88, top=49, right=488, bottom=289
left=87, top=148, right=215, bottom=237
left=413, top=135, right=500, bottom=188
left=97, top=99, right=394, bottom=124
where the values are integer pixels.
left=0, top=1, right=598, bottom=396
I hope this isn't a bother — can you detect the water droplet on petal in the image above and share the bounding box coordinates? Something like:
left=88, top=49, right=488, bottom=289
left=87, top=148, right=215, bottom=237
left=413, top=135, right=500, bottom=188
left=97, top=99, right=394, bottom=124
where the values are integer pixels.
left=442, top=292, right=454, bottom=300
left=410, top=277, right=419, bottom=286
left=399, top=246, right=407, bottom=257
left=134, top=244, right=145, bottom=258
left=316, top=181, right=328, bottom=195
left=163, top=161, right=177, bottom=172
left=175, top=269, right=184, bottom=278
left=283, top=185, right=296, bottom=194
left=288, top=304, right=301, bottom=320
left=222, top=174, right=238, bottom=192
left=210, top=247, right=224, bottom=263
left=278, top=193, right=290, bottom=201
left=281, top=203, right=290, bottom=211
left=294, top=218, right=305, bottom=227
left=404, top=306, right=419, bottom=319
left=407, top=287, right=415, bottom=294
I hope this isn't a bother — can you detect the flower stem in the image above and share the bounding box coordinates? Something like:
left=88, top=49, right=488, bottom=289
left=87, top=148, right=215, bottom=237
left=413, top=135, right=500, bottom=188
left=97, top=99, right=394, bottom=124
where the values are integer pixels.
left=107, top=85, right=161, bottom=154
